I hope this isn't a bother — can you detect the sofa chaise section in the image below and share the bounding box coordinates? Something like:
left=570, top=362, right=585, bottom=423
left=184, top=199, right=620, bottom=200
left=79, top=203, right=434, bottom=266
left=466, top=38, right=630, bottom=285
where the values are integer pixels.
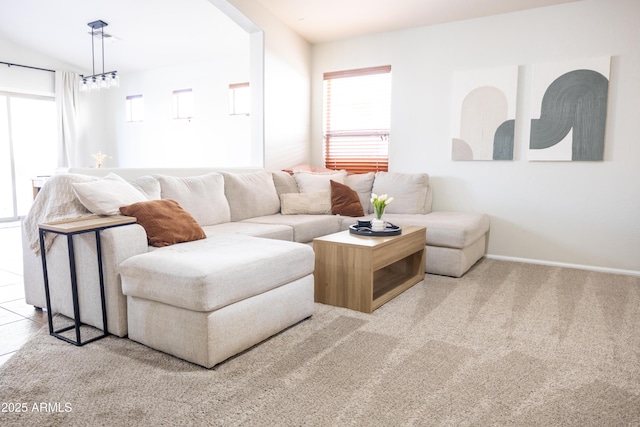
left=271, top=170, right=490, bottom=278
left=381, top=212, right=490, bottom=277
left=120, top=234, right=315, bottom=368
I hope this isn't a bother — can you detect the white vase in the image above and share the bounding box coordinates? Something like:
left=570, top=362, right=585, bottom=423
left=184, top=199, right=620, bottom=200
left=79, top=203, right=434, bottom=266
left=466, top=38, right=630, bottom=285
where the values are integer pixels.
left=372, top=218, right=385, bottom=232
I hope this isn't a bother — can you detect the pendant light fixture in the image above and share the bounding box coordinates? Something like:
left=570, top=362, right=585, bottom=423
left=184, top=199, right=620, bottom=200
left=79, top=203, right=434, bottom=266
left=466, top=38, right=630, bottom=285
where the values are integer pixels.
left=79, top=20, right=119, bottom=92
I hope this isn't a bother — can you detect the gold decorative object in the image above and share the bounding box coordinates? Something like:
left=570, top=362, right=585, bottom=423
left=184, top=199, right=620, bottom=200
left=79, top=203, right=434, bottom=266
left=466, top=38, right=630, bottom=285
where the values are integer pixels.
left=91, top=151, right=109, bottom=168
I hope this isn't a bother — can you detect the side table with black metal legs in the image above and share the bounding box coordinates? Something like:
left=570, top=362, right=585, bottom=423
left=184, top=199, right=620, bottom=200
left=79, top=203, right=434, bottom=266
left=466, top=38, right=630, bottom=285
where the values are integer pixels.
left=38, top=215, right=136, bottom=346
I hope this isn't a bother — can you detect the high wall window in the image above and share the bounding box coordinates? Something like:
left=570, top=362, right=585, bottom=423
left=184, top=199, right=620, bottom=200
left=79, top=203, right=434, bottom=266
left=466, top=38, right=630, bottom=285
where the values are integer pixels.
left=323, top=65, right=391, bottom=173
left=172, top=88, right=193, bottom=120
left=229, top=82, right=250, bottom=116
left=125, top=94, right=144, bottom=122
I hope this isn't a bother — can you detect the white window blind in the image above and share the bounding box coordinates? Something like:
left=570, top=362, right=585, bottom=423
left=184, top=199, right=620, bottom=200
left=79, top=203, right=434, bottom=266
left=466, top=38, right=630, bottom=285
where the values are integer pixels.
left=229, top=82, right=250, bottom=116
left=172, top=88, right=193, bottom=119
left=125, top=94, right=144, bottom=122
left=323, top=65, right=391, bottom=173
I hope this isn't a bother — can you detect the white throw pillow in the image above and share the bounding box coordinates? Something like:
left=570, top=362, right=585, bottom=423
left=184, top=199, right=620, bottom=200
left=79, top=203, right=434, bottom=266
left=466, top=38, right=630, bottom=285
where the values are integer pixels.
left=156, top=173, right=230, bottom=226
left=271, top=171, right=299, bottom=197
left=221, top=171, right=281, bottom=221
left=345, top=172, right=375, bottom=214
left=72, top=173, right=148, bottom=216
left=280, top=192, right=332, bottom=215
left=294, top=170, right=346, bottom=193
left=128, top=175, right=161, bottom=200
left=371, top=172, right=430, bottom=214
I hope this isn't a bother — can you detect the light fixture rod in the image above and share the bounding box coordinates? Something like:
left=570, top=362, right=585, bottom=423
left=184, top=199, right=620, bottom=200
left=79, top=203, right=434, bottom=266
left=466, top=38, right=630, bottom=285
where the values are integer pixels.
left=80, top=20, right=119, bottom=92
left=101, top=23, right=105, bottom=75
left=91, top=25, right=96, bottom=76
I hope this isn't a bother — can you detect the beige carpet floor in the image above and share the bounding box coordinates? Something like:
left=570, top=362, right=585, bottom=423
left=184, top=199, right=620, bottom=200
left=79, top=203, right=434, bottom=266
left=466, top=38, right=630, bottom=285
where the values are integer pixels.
left=1, top=259, right=639, bottom=426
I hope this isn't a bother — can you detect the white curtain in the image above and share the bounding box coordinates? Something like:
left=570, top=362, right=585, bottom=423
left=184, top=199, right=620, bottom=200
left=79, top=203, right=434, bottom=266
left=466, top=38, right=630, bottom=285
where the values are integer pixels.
left=55, top=71, right=80, bottom=167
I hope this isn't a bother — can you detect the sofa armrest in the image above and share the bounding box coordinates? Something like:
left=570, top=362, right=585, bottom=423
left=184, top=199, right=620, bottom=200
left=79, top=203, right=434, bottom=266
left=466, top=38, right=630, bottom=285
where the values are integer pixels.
left=98, top=224, right=149, bottom=336
left=22, top=222, right=148, bottom=337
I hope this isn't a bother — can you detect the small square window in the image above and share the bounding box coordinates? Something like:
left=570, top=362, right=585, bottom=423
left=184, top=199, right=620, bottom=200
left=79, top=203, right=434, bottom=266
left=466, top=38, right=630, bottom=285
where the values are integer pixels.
left=229, top=82, right=250, bottom=116
left=126, top=95, right=144, bottom=122
left=172, top=89, right=193, bottom=119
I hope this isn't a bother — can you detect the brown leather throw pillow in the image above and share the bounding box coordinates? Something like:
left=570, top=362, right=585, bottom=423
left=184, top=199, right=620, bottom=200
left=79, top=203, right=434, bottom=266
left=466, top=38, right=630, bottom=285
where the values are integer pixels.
left=119, top=199, right=206, bottom=247
left=330, top=179, right=365, bottom=217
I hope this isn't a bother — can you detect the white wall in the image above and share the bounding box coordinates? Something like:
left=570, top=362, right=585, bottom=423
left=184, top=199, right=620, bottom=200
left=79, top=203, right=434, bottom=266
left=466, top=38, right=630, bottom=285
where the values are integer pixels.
left=228, top=0, right=311, bottom=170
left=0, top=65, right=54, bottom=96
left=311, top=0, right=640, bottom=273
left=0, top=36, right=72, bottom=96
left=77, top=51, right=252, bottom=168
left=78, top=0, right=313, bottom=171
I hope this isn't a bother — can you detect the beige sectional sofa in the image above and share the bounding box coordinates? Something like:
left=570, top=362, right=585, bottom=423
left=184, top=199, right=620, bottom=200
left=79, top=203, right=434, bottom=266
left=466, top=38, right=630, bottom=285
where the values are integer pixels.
left=21, top=167, right=489, bottom=367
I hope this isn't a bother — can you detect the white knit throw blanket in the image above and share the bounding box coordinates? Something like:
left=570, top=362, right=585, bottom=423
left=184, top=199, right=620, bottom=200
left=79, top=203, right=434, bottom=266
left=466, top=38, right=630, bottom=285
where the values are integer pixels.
left=23, top=174, right=98, bottom=255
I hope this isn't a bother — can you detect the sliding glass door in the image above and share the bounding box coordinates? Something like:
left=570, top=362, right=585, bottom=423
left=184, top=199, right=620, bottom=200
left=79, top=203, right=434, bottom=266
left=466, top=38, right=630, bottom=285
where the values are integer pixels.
left=0, top=93, right=56, bottom=221
left=0, top=97, right=12, bottom=219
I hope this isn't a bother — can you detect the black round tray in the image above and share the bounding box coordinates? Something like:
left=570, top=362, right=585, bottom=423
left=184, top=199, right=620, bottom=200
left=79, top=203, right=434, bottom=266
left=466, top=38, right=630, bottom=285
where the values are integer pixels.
left=349, top=222, right=402, bottom=237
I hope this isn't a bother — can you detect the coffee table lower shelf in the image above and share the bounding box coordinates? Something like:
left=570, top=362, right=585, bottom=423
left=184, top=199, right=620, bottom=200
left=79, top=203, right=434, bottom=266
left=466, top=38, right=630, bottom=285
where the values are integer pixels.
left=373, top=265, right=423, bottom=310
left=314, top=225, right=426, bottom=313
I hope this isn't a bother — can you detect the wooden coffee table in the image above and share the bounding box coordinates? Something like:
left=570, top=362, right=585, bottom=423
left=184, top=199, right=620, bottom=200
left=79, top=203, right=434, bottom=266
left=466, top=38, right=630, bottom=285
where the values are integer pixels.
left=313, top=225, right=426, bottom=313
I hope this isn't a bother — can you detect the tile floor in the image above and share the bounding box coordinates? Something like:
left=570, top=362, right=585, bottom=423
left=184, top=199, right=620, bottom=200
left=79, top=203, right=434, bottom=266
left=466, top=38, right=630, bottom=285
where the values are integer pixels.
left=0, top=221, right=47, bottom=367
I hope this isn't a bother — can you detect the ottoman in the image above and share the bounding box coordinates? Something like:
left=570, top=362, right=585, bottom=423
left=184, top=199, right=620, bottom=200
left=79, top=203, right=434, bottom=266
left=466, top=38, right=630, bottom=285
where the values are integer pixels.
left=119, top=234, right=315, bottom=368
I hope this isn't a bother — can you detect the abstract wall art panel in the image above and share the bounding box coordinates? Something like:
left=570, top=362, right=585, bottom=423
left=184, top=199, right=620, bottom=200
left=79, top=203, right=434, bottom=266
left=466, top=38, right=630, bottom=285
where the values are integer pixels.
left=451, top=66, right=518, bottom=161
left=529, top=57, right=610, bottom=161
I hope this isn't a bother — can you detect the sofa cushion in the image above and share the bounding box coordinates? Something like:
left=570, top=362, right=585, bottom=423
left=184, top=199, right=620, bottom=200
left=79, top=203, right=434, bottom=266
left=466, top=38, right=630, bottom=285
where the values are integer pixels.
left=156, top=173, right=230, bottom=226
left=242, top=214, right=342, bottom=243
left=294, top=170, right=346, bottom=193
left=129, top=175, right=161, bottom=200
left=330, top=180, right=364, bottom=217
left=201, top=222, right=293, bottom=241
left=221, top=171, right=281, bottom=221
left=72, top=173, right=148, bottom=216
left=372, top=172, right=430, bottom=214
left=120, top=199, right=206, bottom=247
left=280, top=191, right=332, bottom=215
left=271, top=171, right=299, bottom=197
left=345, top=172, right=375, bottom=214
left=119, top=234, right=315, bottom=312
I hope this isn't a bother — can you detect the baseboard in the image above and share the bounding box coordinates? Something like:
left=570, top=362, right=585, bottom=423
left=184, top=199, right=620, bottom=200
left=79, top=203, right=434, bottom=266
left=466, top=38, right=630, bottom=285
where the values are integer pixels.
left=485, top=254, right=640, bottom=277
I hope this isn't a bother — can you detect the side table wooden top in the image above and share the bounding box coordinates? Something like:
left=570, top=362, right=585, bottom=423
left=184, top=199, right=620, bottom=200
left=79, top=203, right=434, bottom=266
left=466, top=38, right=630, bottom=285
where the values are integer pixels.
left=39, top=215, right=137, bottom=233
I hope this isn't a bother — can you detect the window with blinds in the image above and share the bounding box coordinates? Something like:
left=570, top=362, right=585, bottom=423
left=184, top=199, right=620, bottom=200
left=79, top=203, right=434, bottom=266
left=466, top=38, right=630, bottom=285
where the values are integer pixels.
left=125, top=94, right=144, bottom=122
left=229, top=82, right=250, bottom=116
left=323, top=65, right=391, bottom=173
left=172, top=89, right=193, bottom=120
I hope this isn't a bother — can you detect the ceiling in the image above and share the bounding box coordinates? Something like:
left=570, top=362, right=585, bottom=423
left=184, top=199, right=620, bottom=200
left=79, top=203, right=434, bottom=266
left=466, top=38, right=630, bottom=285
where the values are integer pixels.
left=254, top=0, right=581, bottom=44
left=0, top=0, right=581, bottom=74
left=0, top=0, right=249, bottom=74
